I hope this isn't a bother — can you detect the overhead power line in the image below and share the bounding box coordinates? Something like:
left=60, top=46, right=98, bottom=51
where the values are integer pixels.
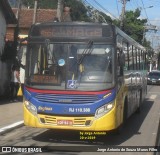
left=83, top=0, right=118, bottom=20
left=140, top=0, right=151, bottom=25
left=82, top=0, right=109, bottom=23
left=116, top=0, right=120, bottom=17
left=92, top=0, right=117, bottom=19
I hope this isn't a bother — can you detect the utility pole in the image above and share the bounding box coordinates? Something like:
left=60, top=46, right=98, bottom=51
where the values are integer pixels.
left=33, top=0, right=38, bottom=24
left=142, top=25, right=157, bottom=71
left=120, top=0, right=129, bottom=30
left=16, top=0, right=21, bottom=19
left=142, top=25, right=157, bottom=44
left=57, top=0, right=64, bottom=22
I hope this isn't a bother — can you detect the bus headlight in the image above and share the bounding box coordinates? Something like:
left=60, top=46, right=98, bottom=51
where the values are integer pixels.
left=24, top=100, right=37, bottom=115
left=95, top=102, right=114, bottom=118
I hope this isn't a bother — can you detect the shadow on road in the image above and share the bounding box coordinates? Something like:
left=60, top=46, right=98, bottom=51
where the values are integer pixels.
left=32, top=98, right=154, bottom=148
left=0, top=96, right=23, bottom=105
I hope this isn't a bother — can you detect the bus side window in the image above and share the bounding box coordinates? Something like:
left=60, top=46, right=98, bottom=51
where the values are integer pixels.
left=117, top=49, right=125, bottom=76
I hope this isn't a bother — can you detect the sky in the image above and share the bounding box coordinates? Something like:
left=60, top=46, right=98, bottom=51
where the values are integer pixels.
left=85, top=0, right=160, bottom=50
left=91, top=0, right=160, bottom=24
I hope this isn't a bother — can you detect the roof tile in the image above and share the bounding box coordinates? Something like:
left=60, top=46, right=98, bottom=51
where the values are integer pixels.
left=12, top=8, right=57, bottom=28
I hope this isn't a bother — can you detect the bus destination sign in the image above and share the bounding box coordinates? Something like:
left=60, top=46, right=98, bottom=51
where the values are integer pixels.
left=40, top=26, right=102, bottom=38
left=31, top=75, right=60, bottom=84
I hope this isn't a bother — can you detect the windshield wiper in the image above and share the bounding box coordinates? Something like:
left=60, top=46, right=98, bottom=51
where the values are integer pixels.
left=77, top=40, right=93, bottom=65
left=68, top=40, right=93, bottom=74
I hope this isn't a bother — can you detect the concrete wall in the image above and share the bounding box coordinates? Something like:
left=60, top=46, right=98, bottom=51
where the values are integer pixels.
left=0, top=8, right=10, bottom=97
left=0, top=9, right=6, bottom=54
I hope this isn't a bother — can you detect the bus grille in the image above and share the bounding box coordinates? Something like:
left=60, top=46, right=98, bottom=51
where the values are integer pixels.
left=35, top=93, right=99, bottom=104
left=39, top=115, right=92, bottom=126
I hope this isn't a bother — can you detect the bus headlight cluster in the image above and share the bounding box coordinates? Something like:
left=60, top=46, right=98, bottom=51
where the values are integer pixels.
left=24, top=100, right=37, bottom=115
left=95, top=102, right=114, bottom=118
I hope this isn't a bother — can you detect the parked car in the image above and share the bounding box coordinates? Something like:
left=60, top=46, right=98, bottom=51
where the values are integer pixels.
left=147, top=70, right=160, bottom=85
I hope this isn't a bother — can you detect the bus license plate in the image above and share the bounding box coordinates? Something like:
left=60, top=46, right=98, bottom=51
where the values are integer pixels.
left=57, top=120, right=73, bottom=126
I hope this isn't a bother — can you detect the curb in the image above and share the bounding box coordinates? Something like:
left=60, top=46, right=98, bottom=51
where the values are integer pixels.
left=0, top=121, right=24, bottom=135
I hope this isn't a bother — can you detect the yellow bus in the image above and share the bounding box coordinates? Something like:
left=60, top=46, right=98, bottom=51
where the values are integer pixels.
left=23, top=22, right=147, bottom=131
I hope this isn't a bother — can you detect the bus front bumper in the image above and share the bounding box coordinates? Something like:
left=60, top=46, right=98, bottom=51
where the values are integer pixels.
left=23, top=104, right=117, bottom=131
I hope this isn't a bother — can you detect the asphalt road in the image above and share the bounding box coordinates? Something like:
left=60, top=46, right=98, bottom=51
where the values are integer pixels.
left=0, top=85, right=160, bottom=155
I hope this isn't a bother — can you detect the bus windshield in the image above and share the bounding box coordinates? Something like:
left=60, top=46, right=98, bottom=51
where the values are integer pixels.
left=26, top=42, right=114, bottom=91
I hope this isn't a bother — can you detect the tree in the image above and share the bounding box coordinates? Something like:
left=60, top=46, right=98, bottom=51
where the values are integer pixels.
left=8, top=0, right=18, bottom=7
left=113, top=8, right=148, bottom=45
left=87, top=9, right=112, bottom=23
left=64, top=0, right=91, bottom=22
left=22, top=0, right=57, bottom=9
left=97, top=11, right=112, bottom=24
left=21, top=0, right=91, bottom=21
left=10, top=0, right=112, bottom=23
left=157, top=52, right=160, bottom=70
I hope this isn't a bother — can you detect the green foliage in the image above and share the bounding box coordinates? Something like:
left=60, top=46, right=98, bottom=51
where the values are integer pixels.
left=22, top=0, right=33, bottom=8
left=21, top=0, right=112, bottom=22
left=96, top=11, right=112, bottom=24
left=113, top=8, right=149, bottom=47
left=143, top=39, right=152, bottom=49
left=21, top=0, right=90, bottom=21
left=157, top=53, right=160, bottom=70
left=38, top=0, right=57, bottom=9
left=21, top=1, right=151, bottom=49
left=123, top=9, right=147, bottom=43
left=22, top=0, right=57, bottom=9
left=64, top=0, right=90, bottom=22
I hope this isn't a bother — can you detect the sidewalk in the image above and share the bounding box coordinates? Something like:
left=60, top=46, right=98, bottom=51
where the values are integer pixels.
left=0, top=98, right=24, bottom=134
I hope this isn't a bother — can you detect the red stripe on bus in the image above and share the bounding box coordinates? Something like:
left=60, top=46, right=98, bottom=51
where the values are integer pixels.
left=25, top=87, right=112, bottom=95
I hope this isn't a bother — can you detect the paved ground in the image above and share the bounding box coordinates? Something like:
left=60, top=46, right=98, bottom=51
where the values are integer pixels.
left=0, top=97, right=24, bottom=134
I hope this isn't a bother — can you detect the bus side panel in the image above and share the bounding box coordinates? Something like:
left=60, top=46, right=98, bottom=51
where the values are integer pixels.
left=115, top=85, right=128, bottom=128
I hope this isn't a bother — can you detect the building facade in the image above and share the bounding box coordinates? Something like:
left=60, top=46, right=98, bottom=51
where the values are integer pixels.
left=0, top=0, right=16, bottom=97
